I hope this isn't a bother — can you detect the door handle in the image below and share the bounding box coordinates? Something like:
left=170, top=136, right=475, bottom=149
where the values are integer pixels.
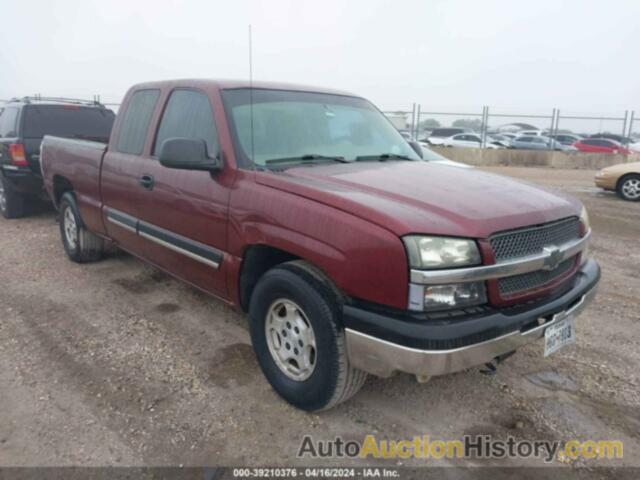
left=139, top=174, right=155, bottom=190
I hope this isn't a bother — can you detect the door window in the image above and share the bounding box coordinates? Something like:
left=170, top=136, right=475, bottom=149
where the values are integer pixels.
left=153, top=89, right=218, bottom=157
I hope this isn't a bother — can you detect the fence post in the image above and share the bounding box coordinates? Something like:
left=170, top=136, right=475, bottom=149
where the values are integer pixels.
left=548, top=108, right=556, bottom=150
left=622, top=110, right=629, bottom=139
left=481, top=106, right=489, bottom=148
left=628, top=111, right=635, bottom=138
left=410, top=103, right=416, bottom=138
left=415, top=104, right=421, bottom=139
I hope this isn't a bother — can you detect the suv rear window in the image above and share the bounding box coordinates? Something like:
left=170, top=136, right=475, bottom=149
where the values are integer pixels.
left=22, top=105, right=115, bottom=141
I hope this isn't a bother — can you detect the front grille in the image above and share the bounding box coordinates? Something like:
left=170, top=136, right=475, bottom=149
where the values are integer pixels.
left=490, top=217, right=581, bottom=297
left=498, top=258, right=575, bottom=296
left=490, top=217, right=580, bottom=262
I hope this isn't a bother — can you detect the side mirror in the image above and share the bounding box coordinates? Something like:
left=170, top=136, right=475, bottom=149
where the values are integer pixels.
left=159, top=138, right=222, bottom=172
left=408, top=140, right=424, bottom=159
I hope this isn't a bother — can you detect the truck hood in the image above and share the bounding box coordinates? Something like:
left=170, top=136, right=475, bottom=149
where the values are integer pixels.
left=256, top=161, right=581, bottom=239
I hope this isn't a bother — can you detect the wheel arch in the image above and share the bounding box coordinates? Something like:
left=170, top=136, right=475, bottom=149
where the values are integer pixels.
left=616, top=171, right=640, bottom=189
left=52, top=175, right=74, bottom=209
left=238, top=244, right=344, bottom=313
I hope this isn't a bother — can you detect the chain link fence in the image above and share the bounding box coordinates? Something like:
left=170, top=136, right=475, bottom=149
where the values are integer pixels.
left=382, top=104, right=637, bottom=148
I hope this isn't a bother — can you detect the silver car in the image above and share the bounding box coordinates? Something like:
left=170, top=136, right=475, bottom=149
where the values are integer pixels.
left=510, top=135, right=574, bottom=151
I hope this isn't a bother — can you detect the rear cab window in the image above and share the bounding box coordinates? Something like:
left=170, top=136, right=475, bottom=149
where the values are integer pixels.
left=116, top=89, right=160, bottom=155
left=153, top=89, right=218, bottom=157
left=22, top=105, right=115, bottom=142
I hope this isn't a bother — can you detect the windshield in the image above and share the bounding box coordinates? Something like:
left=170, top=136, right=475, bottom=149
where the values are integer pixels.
left=221, top=89, right=420, bottom=167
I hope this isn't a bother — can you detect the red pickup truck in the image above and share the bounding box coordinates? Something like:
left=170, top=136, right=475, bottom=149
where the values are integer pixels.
left=40, top=79, right=600, bottom=411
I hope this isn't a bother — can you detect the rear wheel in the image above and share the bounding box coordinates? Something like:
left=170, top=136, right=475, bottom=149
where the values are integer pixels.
left=617, top=174, right=640, bottom=202
left=249, top=261, right=367, bottom=411
left=59, top=192, right=105, bottom=262
left=0, top=175, right=25, bottom=219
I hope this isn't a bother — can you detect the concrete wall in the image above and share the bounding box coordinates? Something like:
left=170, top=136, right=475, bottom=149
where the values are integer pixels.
left=431, top=147, right=640, bottom=170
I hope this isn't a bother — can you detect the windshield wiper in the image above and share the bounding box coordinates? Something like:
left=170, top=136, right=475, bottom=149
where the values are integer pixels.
left=355, top=154, right=415, bottom=162
left=264, top=154, right=349, bottom=166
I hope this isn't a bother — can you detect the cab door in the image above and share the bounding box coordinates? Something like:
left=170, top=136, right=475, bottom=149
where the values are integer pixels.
left=131, top=88, right=233, bottom=298
left=101, top=89, right=161, bottom=258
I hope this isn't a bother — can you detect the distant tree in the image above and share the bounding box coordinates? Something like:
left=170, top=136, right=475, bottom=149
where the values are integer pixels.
left=419, top=118, right=441, bottom=129
left=452, top=118, right=483, bottom=131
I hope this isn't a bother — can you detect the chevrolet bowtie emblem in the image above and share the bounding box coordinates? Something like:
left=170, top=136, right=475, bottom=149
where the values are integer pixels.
left=542, top=246, right=562, bottom=270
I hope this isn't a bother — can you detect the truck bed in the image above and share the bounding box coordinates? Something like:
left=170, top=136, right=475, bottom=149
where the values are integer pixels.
left=41, top=135, right=107, bottom=235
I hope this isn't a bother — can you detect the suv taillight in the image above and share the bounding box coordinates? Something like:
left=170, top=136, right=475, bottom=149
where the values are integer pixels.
left=9, top=143, right=28, bottom=166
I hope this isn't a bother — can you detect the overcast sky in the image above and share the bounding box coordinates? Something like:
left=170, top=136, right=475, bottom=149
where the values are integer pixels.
left=1, top=0, right=638, bottom=129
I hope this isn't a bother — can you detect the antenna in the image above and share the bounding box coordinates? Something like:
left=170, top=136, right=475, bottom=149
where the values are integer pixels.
left=249, top=24, right=255, bottom=168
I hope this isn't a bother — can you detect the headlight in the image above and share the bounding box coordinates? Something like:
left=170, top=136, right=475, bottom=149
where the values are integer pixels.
left=403, top=236, right=481, bottom=269
left=408, top=282, right=487, bottom=311
left=579, top=206, right=590, bottom=233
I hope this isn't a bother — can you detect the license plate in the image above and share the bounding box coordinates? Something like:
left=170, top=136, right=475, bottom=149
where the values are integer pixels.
left=544, top=315, right=576, bottom=357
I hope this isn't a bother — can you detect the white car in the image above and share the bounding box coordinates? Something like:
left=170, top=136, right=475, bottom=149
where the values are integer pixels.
left=442, top=133, right=504, bottom=149
left=425, top=127, right=468, bottom=145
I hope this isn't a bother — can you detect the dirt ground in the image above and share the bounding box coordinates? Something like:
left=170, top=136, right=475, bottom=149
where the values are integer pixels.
left=0, top=166, right=638, bottom=471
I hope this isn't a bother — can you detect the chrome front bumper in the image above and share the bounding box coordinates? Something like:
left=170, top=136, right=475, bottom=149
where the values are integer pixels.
left=345, top=284, right=598, bottom=378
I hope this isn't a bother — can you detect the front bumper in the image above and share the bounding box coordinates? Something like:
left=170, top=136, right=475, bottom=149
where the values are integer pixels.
left=344, top=258, right=600, bottom=378
left=594, top=172, right=616, bottom=190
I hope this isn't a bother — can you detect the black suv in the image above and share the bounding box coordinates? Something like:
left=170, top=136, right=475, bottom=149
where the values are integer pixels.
left=0, top=97, right=115, bottom=218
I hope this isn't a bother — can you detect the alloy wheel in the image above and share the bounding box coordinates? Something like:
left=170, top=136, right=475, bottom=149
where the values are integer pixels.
left=622, top=178, right=640, bottom=200
left=265, top=299, right=317, bottom=381
left=63, top=207, right=78, bottom=250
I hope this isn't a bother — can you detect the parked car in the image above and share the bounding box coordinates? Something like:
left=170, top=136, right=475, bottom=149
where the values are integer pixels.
left=549, top=133, right=583, bottom=146
left=589, top=133, right=640, bottom=152
left=589, top=133, right=633, bottom=145
left=573, top=138, right=630, bottom=154
left=442, top=133, right=503, bottom=149
left=425, top=127, right=469, bottom=145
left=510, top=135, right=571, bottom=151
left=0, top=97, right=115, bottom=218
left=40, top=79, right=599, bottom=411
left=595, top=162, right=640, bottom=201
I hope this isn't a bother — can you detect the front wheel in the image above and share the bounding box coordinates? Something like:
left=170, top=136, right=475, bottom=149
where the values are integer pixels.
left=617, top=174, right=640, bottom=202
left=59, top=192, right=105, bottom=262
left=249, top=261, right=367, bottom=411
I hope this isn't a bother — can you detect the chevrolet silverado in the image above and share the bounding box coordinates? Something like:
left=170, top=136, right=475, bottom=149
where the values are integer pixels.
left=40, top=79, right=600, bottom=410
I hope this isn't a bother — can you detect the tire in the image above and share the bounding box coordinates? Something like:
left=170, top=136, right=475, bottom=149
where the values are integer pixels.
left=617, top=174, right=640, bottom=202
left=59, top=192, right=105, bottom=262
left=0, top=174, right=25, bottom=219
left=248, top=261, right=367, bottom=411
